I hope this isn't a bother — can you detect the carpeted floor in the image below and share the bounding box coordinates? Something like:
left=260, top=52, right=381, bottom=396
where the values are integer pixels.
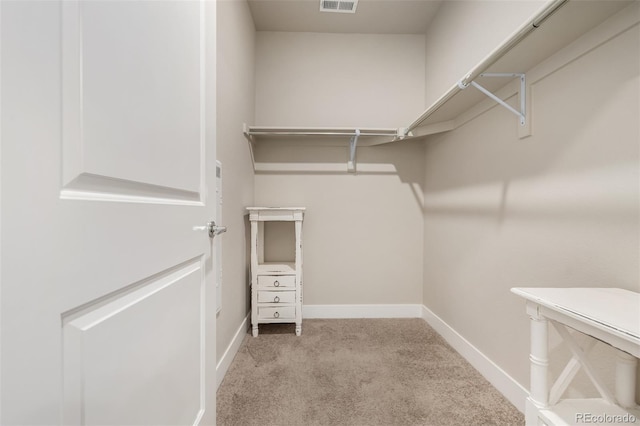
left=217, top=318, right=524, bottom=426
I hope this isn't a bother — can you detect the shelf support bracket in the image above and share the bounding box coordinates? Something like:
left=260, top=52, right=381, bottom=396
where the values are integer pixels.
left=242, top=123, right=257, bottom=171
left=347, top=129, right=360, bottom=173
left=459, top=73, right=526, bottom=126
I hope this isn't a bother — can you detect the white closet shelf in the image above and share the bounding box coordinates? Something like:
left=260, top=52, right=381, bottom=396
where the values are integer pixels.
left=404, top=0, right=632, bottom=139
left=243, top=125, right=402, bottom=146
left=244, top=0, right=633, bottom=170
left=243, top=125, right=404, bottom=172
left=256, top=262, right=296, bottom=275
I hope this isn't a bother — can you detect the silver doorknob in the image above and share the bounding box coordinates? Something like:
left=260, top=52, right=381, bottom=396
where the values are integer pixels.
left=193, top=221, right=227, bottom=238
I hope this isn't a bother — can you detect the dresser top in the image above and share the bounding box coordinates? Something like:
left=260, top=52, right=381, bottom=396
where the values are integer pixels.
left=512, top=287, right=640, bottom=341
left=257, top=262, right=296, bottom=275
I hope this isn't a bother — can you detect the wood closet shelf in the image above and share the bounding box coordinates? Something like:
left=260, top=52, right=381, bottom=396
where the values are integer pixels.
left=248, top=208, right=305, bottom=337
left=257, top=262, right=296, bottom=275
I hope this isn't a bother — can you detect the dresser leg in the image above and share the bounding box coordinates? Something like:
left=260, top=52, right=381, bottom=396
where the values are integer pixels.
left=295, top=324, right=301, bottom=336
left=252, top=324, right=258, bottom=337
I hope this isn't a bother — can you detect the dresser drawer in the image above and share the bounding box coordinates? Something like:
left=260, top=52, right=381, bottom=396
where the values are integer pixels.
left=258, top=290, right=296, bottom=304
left=257, top=275, right=295, bottom=288
left=258, top=306, right=295, bottom=320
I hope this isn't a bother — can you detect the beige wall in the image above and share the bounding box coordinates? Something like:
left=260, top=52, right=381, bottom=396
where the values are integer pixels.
left=216, top=0, right=255, bottom=362
left=422, top=4, right=639, bottom=396
left=424, top=0, right=545, bottom=107
left=253, top=31, right=426, bottom=305
left=255, top=32, right=426, bottom=127
left=254, top=142, right=425, bottom=305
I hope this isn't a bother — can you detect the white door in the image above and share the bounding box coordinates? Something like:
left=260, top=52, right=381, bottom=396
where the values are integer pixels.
left=1, top=1, right=218, bottom=424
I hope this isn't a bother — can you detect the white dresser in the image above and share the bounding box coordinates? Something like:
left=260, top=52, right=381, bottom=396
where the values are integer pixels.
left=248, top=207, right=304, bottom=337
left=512, top=287, right=640, bottom=426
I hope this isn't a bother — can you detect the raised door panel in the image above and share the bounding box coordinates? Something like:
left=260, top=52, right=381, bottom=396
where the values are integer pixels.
left=63, top=260, right=205, bottom=425
left=61, top=0, right=205, bottom=203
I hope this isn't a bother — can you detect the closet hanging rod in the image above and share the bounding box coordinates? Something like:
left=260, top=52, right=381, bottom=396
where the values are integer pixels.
left=245, top=131, right=398, bottom=137
left=404, top=0, right=567, bottom=135
left=458, top=0, right=566, bottom=88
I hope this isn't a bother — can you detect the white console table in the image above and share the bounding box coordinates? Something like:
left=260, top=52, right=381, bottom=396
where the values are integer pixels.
left=512, top=287, right=640, bottom=425
left=248, top=207, right=304, bottom=337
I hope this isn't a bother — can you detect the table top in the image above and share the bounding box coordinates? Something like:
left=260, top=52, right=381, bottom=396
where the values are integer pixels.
left=511, top=287, right=640, bottom=341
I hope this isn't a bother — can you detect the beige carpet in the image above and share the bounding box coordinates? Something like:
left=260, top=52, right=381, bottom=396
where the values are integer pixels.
left=217, top=318, right=524, bottom=426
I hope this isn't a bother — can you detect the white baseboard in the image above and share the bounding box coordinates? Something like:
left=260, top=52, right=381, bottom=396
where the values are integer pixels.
left=421, top=305, right=528, bottom=413
left=303, top=304, right=423, bottom=319
left=216, top=313, right=249, bottom=389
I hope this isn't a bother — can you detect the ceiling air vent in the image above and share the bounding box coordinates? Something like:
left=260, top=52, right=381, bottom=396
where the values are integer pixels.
left=320, top=0, right=358, bottom=13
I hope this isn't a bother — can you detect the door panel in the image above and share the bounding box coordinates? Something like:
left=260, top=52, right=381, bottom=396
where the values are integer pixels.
left=62, top=258, right=204, bottom=425
left=1, top=1, right=217, bottom=424
left=61, top=1, right=205, bottom=200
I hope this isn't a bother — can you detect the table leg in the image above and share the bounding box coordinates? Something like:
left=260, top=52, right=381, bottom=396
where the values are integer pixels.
left=528, top=303, right=549, bottom=409
left=615, top=350, right=637, bottom=408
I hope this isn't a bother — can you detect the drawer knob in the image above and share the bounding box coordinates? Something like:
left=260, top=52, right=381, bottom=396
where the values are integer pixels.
left=273, top=311, right=280, bottom=318
left=274, top=280, right=280, bottom=287
left=274, top=296, right=280, bottom=303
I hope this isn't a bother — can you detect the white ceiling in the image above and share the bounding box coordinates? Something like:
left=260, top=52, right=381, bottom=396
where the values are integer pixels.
left=247, top=0, right=444, bottom=34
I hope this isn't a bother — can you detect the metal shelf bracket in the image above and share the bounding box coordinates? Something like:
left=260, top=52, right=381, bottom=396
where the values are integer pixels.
left=347, top=129, right=361, bottom=173
left=458, top=73, right=526, bottom=126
